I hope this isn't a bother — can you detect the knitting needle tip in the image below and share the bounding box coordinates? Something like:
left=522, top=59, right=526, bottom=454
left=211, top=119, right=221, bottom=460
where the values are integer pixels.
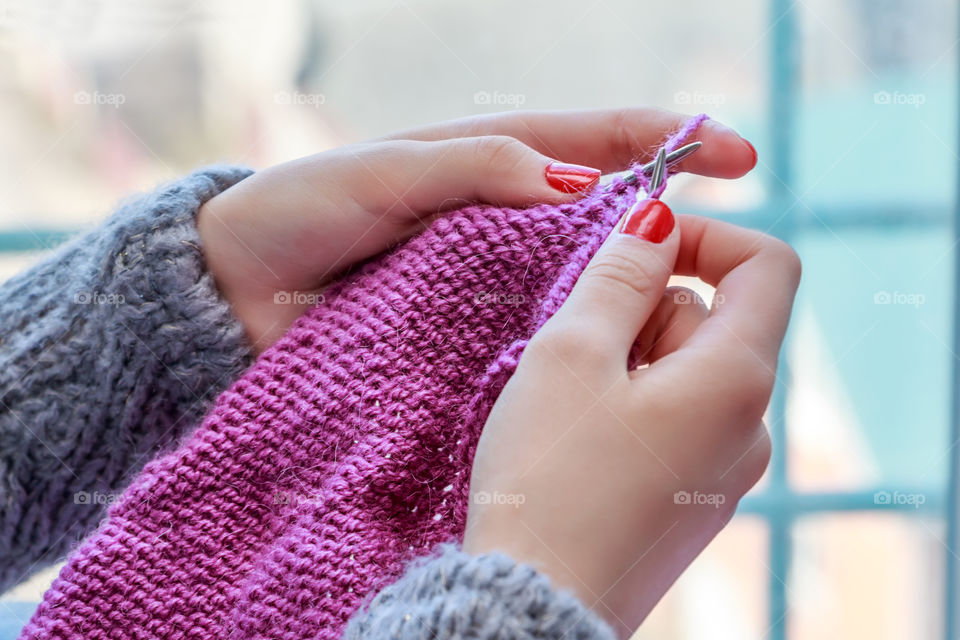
left=644, top=141, right=701, bottom=175
left=648, top=148, right=667, bottom=194
left=623, top=142, right=703, bottom=184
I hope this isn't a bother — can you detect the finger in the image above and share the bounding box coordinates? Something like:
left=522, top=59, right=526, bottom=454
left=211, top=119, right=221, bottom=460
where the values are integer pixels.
left=629, top=287, right=709, bottom=368
left=656, top=215, right=801, bottom=396
left=378, top=107, right=756, bottom=179
left=540, top=200, right=680, bottom=364
left=335, top=136, right=601, bottom=220
left=255, top=136, right=600, bottom=279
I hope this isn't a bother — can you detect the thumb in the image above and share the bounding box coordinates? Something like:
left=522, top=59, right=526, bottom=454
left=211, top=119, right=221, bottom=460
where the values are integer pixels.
left=548, top=199, right=680, bottom=362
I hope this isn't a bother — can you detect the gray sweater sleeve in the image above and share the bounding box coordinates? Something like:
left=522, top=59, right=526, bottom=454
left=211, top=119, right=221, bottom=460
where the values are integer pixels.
left=0, top=166, right=255, bottom=592
left=343, top=545, right=617, bottom=640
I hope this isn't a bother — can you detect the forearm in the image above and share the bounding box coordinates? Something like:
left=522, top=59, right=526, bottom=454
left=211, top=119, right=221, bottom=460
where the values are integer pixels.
left=0, top=166, right=254, bottom=591
left=343, top=545, right=616, bottom=640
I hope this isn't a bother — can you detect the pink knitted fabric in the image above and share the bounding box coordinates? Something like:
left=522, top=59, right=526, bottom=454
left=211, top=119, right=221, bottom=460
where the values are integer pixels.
left=20, top=115, right=706, bottom=640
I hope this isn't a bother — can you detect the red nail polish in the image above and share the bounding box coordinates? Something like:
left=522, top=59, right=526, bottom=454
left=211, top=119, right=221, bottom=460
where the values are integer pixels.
left=620, top=199, right=674, bottom=243
left=743, top=138, right=758, bottom=169
left=545, top=162, right=601, bottom=194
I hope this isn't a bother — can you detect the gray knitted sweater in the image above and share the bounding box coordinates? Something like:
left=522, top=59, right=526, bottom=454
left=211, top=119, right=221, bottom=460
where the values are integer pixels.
left=0, top=167, right=616, bottom=640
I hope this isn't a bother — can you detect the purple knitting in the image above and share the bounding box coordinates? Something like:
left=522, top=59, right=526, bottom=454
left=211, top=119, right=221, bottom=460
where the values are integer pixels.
left=19, top=115, right=707, bottom=640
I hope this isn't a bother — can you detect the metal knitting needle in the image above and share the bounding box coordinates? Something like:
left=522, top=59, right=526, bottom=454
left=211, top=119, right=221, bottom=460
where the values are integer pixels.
left=622, top=141, right=702, bottom=184
left=647, top=147, right=667, bottom=195
left=640, top=141, right=701, bottom=176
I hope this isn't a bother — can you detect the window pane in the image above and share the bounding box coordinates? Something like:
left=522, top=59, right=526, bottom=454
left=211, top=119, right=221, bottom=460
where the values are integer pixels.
left=788, top=226, right=953, bottom=492
left=795, top=0, right=957, bottom=209
left=789, top=513, right=945, bottom=639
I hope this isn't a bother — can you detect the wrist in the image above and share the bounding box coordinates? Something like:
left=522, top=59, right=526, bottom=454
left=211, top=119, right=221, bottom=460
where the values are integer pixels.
left=197, top=196, right=274, bottom=352
left=463, top=521, right=599, bottom=611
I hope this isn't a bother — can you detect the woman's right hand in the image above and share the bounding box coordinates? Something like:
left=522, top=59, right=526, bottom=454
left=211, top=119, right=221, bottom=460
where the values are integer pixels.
left=463, top=210, right=801, bottom=638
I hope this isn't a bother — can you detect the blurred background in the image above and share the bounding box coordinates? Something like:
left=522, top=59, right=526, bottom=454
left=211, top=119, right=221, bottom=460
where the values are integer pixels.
left=0, top=0, right=955, bottom=638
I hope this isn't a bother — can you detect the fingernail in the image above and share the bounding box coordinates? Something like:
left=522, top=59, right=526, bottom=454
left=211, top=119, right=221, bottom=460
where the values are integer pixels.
left=742, top=138, right=758, bottom=169
left=619, top=199, right=674, bottom=243
left=707, top=120, right=758, bottom=169
left=545, top=162, right=601, bottom=194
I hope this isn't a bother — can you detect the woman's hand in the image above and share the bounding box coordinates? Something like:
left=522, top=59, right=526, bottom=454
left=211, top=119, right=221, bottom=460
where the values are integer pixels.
left=196, top=108, right=756, bottom=351
left=463, top=210, right=800, bottom=637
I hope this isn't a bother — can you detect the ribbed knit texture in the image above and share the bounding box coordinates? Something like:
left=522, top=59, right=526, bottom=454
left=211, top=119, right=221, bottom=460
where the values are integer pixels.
left=0, top=166, right=254, bottom=594
left=18, top=116, right=706, bottom=640
left=343, top=545, right=616, bottom=640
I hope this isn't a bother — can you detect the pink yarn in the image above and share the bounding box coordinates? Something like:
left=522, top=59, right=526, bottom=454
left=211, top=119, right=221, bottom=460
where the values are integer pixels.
left=20, top=115, right=707, bottom=640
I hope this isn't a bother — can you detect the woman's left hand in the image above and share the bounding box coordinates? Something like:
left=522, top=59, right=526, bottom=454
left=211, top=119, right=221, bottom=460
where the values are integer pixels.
left=197, top=108, right=756, bottom=351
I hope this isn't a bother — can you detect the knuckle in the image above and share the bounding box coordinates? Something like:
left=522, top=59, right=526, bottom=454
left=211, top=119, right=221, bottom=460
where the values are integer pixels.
left=760, top=235, right=802, bottom=286
left=583, top=250, right=661, bottom=301
left=702, top=349, right=776, bottom=430
left=527, top=324, right=605, bottom=369
left=744, top=427, right=773, bottom=483
left=610, top=108, right=642, bottom=166
left=475, top=135, right=529, bottom=176
left=727, top=425, right=772, bottom=496
left=727, top=362, right=776, bottom=426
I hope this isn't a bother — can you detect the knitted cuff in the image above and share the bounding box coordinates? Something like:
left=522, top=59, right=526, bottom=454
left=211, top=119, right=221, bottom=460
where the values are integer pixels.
left=343, top=545, right=617, bottom=640
left=0, top=166, right=254, bottom=593
left=93, top=165, right=258, bottom=410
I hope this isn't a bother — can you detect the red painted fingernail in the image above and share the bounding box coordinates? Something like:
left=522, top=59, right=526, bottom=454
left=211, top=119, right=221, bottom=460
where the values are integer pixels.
left=545, top=162, right=601, bottom=194
left=742, top=138, right=758, bottom=169
left=619, top=199, right=674, bottom=243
